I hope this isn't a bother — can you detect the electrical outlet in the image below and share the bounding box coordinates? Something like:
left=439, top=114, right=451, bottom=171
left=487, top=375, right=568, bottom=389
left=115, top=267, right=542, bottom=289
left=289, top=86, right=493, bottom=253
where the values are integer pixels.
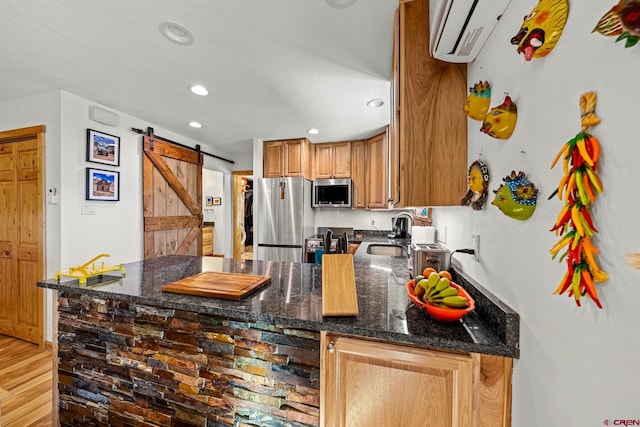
left=370, top=217, right=376, bottom=227
left=436, top=226, right=447, bottom=244
left=471, top=234, right=480, bottom=262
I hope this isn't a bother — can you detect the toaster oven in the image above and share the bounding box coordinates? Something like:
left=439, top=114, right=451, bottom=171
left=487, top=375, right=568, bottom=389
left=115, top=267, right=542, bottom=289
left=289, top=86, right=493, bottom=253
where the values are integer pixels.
left=410, top=243, right=450, bottom=277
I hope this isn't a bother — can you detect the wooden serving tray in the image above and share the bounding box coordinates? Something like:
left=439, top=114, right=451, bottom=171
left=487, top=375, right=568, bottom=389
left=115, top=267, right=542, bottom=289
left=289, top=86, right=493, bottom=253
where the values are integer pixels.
left=322, top=254, right=358, bottom=316
left=162, top=272, right=271, bottom=300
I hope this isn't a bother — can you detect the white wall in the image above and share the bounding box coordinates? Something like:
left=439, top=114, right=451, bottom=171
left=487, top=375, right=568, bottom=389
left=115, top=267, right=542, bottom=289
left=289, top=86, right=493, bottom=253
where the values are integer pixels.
left=202, top=168, right=225, bottom=254
left=433, top=4, right=640, bottom=426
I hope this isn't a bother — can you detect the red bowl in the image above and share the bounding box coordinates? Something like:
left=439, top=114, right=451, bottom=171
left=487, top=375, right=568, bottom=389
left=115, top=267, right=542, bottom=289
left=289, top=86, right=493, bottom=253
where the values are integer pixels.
left=406, top=279, right=475, bottom=322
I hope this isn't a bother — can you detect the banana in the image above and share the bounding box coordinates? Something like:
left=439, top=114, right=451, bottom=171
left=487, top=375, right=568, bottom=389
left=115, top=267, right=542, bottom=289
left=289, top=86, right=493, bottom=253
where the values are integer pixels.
left=440, top=295, right=469, bottom=308
left=427, top=277, right=451, bottom=298
left=427, top=286, right=459, bottom=302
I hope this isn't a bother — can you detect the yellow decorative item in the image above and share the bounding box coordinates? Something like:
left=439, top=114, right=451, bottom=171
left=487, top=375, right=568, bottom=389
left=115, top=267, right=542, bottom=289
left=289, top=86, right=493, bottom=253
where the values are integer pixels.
left=548, top=92, right=607, bottom=308
left=480, top=95, right=518, bottom=139
left=54, top=253, right=126, bottom=285
left=511, top=0, right=569, bottom=61
left=463, top=81, right=491, bottom=121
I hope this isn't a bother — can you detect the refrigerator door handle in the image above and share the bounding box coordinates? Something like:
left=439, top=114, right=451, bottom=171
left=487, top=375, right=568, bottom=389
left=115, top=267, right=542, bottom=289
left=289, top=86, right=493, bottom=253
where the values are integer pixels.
left=280, top=181, right=285, bottom=200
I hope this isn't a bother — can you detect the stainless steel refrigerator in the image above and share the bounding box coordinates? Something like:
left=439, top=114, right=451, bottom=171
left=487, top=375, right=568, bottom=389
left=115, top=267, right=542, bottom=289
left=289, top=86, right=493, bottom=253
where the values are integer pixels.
left=256, top=177, right=314, bottom=262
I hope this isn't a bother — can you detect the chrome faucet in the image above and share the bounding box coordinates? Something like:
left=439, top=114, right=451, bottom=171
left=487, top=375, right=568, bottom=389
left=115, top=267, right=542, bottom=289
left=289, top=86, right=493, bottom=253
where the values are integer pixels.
left=388, top=212, right=414, bottom=238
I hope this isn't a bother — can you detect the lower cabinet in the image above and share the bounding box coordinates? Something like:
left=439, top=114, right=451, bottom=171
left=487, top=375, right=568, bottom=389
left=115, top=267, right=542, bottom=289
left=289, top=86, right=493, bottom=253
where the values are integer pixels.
left=320, top=333, right=512, bottom=427
left=202, top=224, right=214, bottom=255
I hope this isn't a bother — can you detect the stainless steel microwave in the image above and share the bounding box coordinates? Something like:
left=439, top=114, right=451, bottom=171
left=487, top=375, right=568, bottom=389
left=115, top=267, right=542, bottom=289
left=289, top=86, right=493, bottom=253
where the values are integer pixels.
left=312, top=178, right=352, bottom=208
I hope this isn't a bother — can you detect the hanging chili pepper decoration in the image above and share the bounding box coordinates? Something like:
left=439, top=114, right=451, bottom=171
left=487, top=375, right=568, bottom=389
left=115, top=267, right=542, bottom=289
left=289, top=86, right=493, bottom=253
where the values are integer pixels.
left=549, top=92, right=608, bottom=308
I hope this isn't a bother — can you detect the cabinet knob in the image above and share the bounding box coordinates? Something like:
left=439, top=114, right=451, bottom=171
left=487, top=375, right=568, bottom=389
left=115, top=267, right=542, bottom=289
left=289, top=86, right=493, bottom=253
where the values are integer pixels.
left=327, top=341, right=335, bottom=353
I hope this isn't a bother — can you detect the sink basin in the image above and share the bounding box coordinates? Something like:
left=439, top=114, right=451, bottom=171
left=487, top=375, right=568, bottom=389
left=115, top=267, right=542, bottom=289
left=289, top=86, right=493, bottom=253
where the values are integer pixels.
left=366, top=244, right=408, bottom=257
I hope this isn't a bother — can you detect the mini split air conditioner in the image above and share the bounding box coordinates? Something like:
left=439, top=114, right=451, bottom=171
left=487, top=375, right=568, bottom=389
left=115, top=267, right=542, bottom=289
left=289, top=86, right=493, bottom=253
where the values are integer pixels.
left=429, top=0, right=513, bottom=63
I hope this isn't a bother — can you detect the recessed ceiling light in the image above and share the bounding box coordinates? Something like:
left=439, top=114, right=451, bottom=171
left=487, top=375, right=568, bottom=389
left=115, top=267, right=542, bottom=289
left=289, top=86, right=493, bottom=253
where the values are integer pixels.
left=188, top=121, right=202, bottom=128
left=189, top=85, right=209, bottom=96
left=367, top=99, right=384, bottom=108
left=326, top=0, right=357, bottom=9
left=307, top=128, right=320, bottom=135
left=159, top=22, right=194, bottom=45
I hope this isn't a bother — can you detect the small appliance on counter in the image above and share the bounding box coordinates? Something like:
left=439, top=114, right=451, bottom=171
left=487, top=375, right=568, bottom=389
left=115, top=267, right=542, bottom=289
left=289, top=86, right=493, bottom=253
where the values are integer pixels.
left=304, top=227, right=354, bottom=263
left=410, top=243, right=450, bottom=277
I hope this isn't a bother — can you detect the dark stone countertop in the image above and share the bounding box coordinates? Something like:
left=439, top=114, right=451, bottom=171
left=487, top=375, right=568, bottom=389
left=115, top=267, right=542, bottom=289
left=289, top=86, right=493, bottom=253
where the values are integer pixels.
left=38, top=233, right=519, bottom=358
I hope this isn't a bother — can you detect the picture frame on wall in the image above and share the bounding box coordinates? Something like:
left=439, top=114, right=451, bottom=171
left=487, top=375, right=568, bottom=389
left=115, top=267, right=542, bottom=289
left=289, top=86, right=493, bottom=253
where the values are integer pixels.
left=87, top=128, right=120, bottom=166
left=206, top=196, right=213, bottom=206
left=212, top=197, right=222, bottom=206
left=86, top=167, right=120, bottom=201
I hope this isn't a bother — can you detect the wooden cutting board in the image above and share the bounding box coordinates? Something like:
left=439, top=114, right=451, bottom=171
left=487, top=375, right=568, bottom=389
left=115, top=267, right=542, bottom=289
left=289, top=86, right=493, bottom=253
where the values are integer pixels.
left=162, top=272, right=271, bottom=300
left=322, top=254, right=358, bottom=316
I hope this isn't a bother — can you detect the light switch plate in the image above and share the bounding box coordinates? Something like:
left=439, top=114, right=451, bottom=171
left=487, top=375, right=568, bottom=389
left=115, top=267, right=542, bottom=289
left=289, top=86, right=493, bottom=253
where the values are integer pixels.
left=436, top=226, right=446, bottom=244
left=81, top=203, right=96, bottom=215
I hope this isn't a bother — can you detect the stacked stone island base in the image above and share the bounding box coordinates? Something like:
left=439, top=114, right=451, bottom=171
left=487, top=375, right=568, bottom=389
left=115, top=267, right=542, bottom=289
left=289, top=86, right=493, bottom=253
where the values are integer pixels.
left=57, top=292, right=320, bottom=426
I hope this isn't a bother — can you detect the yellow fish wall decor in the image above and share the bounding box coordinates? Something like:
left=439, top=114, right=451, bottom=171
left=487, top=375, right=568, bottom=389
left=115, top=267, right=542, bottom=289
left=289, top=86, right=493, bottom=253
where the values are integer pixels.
left=463, top=81, right=491, bottom=121
left=480, top=95, right=518, bottom=140
left=511, top=0, right=569, bottom=61
left=593, top=0, right=640, bottom=48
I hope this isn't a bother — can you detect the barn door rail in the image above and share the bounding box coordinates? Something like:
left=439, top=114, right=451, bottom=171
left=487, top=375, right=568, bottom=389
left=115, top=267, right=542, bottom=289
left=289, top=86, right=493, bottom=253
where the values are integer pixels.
left=131, top=126, right=235, bottom=164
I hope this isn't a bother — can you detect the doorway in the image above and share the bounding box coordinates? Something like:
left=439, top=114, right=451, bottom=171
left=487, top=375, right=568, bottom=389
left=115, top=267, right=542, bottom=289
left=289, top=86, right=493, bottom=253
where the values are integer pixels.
left=232, top=170, right=253, bottom=260
left=0, top=125, right=45, bottom=347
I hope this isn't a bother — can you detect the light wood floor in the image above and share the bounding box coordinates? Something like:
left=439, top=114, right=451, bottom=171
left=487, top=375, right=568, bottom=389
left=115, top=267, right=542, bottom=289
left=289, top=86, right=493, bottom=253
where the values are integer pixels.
left=0, top=335, right=53, bottom=427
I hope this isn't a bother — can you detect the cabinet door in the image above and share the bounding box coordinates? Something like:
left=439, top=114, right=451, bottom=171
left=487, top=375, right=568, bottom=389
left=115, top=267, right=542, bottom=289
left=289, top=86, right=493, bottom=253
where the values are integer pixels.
left=315, top=144, right=334, bottom=179
left=284, top=139, right=307, bottom=177
left=332, top=142, right=351, bottom=178
left=394, top=0, right=467, bottom=207
left=366, top=133, right=387, bottom=208
left=321, top=333, right=479, bottom=427
left=263, top=141, right=284, bottom=178
left=202, top=226, right=214, bottom=256
left=351, top=141, right=366, bottom=208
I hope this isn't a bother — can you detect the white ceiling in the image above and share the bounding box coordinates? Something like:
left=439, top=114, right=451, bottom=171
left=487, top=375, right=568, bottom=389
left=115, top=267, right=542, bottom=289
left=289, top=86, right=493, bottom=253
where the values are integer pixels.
left=0, top=0, right=397, bottom=156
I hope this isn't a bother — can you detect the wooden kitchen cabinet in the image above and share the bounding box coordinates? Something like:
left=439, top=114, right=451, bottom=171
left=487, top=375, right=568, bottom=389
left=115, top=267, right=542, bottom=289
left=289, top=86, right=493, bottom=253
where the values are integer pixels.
left=350, top=140, right=366, bottom=208
left=321, top=333, right=513, bottom=427
left=390, top=0, right=467, bottom=207
left=263, top=138, right=312, bottom=178
left=365, top=132, right=388, bottom=209
left=202, top=224, right=214, bottom=256
left=314, top=142, right=351, bottom=179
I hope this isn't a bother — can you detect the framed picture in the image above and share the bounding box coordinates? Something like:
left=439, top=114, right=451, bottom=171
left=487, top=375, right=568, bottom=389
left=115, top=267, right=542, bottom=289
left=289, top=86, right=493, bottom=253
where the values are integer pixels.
left=212, top=197, right=222, bottom=206
left=87, top=129, right=120, bottom=166
left=86, top=168, right=120, bottom=201
left=205, top=196, right=213, bottom=206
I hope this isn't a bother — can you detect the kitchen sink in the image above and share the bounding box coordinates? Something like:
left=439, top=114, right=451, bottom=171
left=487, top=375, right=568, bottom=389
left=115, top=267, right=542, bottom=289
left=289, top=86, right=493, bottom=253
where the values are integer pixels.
left=366, top=244, right=408, bottom=257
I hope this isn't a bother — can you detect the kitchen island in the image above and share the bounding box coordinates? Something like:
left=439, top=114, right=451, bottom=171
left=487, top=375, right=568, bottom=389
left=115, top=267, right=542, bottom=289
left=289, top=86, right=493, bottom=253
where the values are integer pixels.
left=39, top=239, right=519, bottom=426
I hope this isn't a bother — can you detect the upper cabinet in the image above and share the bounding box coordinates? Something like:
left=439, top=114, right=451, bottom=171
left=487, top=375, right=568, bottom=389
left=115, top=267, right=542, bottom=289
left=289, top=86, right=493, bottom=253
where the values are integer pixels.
left=263, top=138, right=312, bottom=178
left=313, top=142, right=351, bottom=179
left=391, top=0, right=467, bottom=207
left=365, top=132, right=388, bottom=209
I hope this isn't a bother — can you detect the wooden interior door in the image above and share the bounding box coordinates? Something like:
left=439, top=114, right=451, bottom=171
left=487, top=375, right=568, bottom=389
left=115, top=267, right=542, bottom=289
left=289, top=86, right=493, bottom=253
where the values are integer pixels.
left=142, top=136, right=203, bottom=259
left=0, top=125, right=45, bottom=346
